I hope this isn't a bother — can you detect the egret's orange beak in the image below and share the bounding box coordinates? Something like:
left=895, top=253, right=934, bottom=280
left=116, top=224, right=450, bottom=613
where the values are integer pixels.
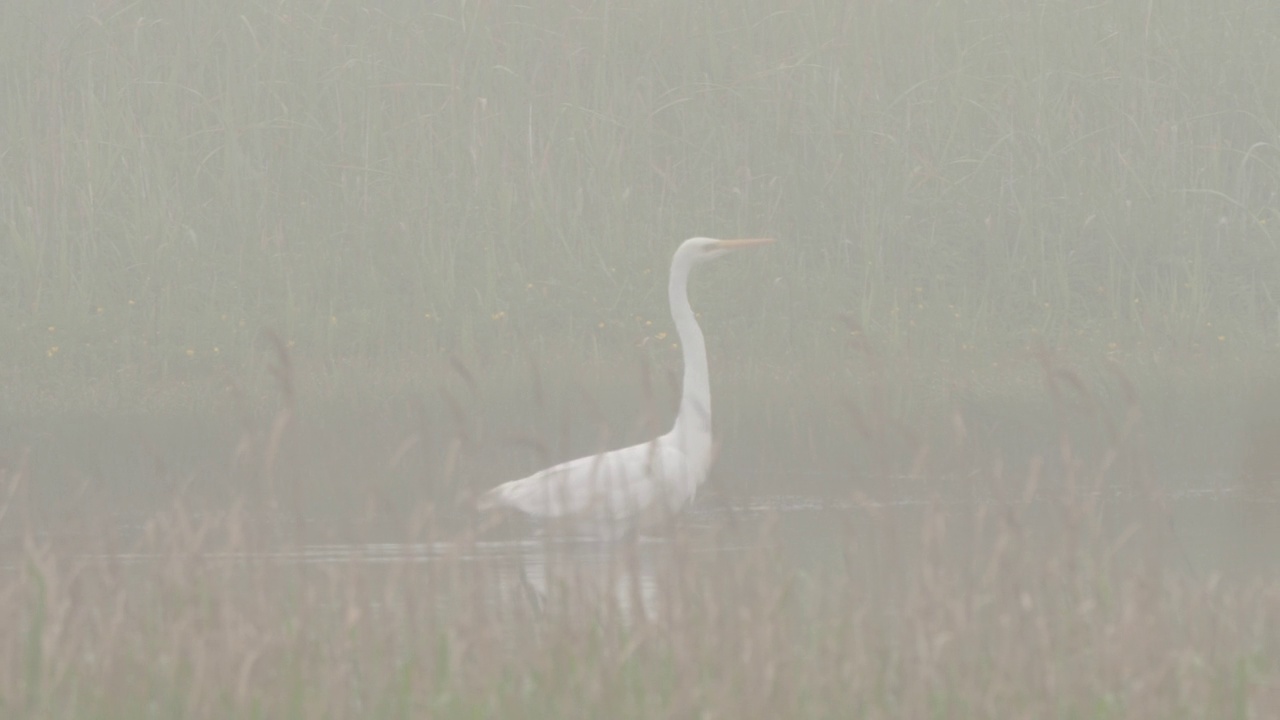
left=715, top=238, right=776, bottom=250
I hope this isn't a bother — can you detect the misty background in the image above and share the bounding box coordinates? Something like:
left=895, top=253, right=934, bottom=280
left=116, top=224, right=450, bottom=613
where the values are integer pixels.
left=1, top=0, right=1278, bottom=541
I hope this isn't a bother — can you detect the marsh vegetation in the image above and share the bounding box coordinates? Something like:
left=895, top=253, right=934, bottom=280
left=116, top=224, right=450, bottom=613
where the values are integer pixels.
left=2, top=0, right=1279, bottom=716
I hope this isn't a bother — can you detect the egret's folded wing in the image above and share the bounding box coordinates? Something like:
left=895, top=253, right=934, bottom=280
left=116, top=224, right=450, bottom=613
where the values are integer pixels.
left=481, top=440, right=684, bottom=522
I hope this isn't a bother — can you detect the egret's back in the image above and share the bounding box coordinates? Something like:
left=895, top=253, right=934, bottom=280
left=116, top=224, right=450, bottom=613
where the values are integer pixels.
left=479, top=434, right=701, bottom=533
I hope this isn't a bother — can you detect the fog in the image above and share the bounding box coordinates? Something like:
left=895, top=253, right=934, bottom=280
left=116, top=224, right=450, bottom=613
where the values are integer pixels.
left=1, top=1, right=1278, bottom=715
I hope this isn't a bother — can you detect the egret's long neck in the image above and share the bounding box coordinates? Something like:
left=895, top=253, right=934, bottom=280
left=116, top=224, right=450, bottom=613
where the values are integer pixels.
left=667, top=259, right=712, bottom=464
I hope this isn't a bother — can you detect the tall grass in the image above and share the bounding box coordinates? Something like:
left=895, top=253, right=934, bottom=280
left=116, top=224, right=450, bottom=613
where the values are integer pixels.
left=2, top=3, right=1278, bottom=715
left=2, top=0, right=1279, bottom=414
left=0, top=345, right=1277, bottom=718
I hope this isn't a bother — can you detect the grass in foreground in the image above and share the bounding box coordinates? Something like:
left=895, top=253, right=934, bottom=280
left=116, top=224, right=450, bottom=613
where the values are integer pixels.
left=0, top=359, right=1277, bottom=719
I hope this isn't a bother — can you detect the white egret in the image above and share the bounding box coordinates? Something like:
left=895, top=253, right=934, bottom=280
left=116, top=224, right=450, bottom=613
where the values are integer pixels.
left=479, top=237, right=775, bottom=535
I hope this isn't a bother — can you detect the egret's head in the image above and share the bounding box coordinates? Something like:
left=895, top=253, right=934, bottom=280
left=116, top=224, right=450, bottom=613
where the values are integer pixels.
left=677, top=236, right=775, bottom=266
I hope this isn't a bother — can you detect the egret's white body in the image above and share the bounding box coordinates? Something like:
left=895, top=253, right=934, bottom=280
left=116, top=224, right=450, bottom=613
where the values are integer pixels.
left=480, top=237, right=773, bottom=535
